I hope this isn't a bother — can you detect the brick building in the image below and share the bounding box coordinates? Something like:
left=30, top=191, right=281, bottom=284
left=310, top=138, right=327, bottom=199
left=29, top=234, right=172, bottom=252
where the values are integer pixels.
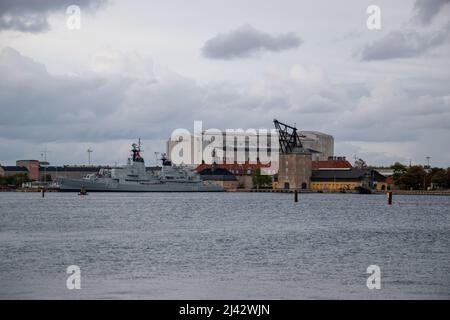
left=16, top=160, right=40, bottom=180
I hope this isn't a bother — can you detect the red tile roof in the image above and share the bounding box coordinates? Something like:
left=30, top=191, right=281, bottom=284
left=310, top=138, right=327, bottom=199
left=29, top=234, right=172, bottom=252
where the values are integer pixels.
left=195, top=162, right=271, bottom=174
left=385, top=176, right=394, bottom=184
left=196, top=160, right=352, bottom=174
left=312, top=160, right=352, bottom=170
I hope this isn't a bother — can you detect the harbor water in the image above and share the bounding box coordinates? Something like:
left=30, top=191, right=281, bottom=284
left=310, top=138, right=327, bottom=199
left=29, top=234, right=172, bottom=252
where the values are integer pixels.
left=0, top=192, right=449, bottom=299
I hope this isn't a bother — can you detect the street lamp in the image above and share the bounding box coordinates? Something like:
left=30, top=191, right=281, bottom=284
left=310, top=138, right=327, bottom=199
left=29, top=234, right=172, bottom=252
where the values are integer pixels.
left=87, top=148, right=93, bottom=165
left=424, top=156, right=431, bottom=190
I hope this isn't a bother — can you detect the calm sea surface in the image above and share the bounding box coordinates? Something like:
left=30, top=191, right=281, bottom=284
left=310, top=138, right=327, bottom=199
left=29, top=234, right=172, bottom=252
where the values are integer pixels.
left=0, top=192, right=449, bottom=299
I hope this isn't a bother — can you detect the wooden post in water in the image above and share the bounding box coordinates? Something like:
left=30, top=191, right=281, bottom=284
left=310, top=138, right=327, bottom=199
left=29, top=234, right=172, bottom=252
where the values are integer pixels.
left=387, top=191, right=392, bottom=205
left=294, top=189, right=298, bottom=202
left=41, top=188, right=45, bottom=198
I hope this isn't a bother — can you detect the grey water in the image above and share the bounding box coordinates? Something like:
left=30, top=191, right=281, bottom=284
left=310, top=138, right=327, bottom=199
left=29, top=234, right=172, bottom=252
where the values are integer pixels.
left=0, top=192, right=449, bottom=299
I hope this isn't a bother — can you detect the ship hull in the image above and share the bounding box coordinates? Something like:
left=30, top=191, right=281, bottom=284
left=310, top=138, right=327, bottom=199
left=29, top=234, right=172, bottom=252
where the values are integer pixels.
left=57, top=177, right=223, bottom=192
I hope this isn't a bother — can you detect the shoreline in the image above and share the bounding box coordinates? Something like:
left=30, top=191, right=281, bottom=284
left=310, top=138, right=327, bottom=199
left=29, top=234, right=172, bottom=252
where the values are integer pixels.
left=237, top=189, right=450, bottom=196
left=2, top=188, right=450, bottom=196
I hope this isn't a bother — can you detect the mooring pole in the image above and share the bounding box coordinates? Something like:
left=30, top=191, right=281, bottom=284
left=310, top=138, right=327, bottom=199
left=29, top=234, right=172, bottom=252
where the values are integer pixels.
left=41, top=188, right=45, bottom=198
left=387, top=191, right=392, bottom=205
left=295, top=189, right=298, bottom=202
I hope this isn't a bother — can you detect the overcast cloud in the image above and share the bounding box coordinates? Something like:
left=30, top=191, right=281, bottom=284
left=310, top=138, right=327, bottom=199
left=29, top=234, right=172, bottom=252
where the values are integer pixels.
left=360, top=0, right=450, bottom=61
left=1, top=45, right=449, bottom=166
left=202, top=25, right=302, bottom=60
left=0, top=0, right=449, bottom=167
left=361, top=23, right=450, bottom=60
left=413, top=0, right=450, bottom=25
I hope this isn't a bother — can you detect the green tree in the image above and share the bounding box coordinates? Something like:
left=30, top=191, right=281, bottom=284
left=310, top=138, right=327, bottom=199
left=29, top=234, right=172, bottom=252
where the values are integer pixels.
left=390, top=162, right=407, bottom=185
left=398, top=166, right=426, bottom=190
left=447, top=167, right=450, bottom=188
left=0, top=173, right=30, bottom=187
left=0, top=176, right=8, bottom=186
left=431, top=169, right=447, bottom=189
left=252, top=168, right=272, bottom=189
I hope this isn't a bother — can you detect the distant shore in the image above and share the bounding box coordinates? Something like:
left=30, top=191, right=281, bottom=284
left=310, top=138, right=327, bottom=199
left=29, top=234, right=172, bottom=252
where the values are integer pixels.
left=238, top=189, right=450, bottom=196
left=2, top=188, right=450, bottom=196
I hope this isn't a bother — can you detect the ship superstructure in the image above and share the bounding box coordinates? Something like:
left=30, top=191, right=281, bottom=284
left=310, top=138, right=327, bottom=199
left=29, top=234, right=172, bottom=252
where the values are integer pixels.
left=58, top=140, right=222, bottom=192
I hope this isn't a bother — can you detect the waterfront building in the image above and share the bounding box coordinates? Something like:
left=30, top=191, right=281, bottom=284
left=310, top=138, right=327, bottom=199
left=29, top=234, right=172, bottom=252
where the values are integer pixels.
left=39, top=166, right=105, bottom=181
left=0, top=165, right=29, bottom=177
left=197, top=167, right=238, bottom=191
left=312, top=156, right=352, bottom=170
left=278, top=150, right=312, bottom=190
left=310, top=168, right=388, bottom=192
left=196, top=162, right=272, bottom=189
left=371, top=168, right=395, bottom=177
left=16, top=160, right=40, bottom=180
left=167, top=130, right=334, bottom=166
left=299, top=131, right=334, bottom=161
left=274, top=120, right=313, bottom=190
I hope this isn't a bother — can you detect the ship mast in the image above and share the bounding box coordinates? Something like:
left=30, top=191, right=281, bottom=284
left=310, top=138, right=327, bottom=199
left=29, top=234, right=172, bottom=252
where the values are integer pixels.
left=131, top=138, right=144, bottom=163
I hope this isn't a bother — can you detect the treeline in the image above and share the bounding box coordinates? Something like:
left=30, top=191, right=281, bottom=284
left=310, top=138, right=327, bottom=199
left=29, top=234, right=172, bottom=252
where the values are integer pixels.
left=391, top=162, right=450, bottom=190
left=0, top=173, right=31, bottom=188
left=252, top=168, right=272, bottom=188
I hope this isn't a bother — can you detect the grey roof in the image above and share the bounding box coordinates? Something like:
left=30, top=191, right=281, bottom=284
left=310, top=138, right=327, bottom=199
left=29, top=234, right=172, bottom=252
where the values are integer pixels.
left=0, top=166, right=28, bottom=172
left=311, top=169, right=386, bottom=182
left=289, top=146, right=312, bottom=155
left=40, top=166, right=105, bottom=172
left=198, top=168, right=237, bottom=181
left=300, top=130, right=334, bottom=138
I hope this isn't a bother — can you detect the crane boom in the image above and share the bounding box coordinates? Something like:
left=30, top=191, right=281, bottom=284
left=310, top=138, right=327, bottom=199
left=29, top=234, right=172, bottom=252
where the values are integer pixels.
left=273, top=119, right=303, bottom=154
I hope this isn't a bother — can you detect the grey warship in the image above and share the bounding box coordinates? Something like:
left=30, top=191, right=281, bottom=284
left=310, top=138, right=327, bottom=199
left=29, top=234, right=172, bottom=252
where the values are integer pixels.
left=58, top=140, right=223, bottom=192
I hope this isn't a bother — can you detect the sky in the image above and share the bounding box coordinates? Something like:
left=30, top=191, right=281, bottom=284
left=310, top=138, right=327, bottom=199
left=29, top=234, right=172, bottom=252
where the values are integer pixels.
left=0, top=0, right=449, bottom=167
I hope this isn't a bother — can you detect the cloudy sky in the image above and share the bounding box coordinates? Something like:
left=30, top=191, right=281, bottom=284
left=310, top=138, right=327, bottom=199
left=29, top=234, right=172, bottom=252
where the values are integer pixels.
left=0, top=0, right=449, bottom=167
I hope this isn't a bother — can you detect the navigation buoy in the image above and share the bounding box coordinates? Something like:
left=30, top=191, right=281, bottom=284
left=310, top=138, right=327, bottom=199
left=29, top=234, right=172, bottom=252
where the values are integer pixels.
left=79, top=187, right=88, bottom=196
left=387, top=191, right=393, bottom=205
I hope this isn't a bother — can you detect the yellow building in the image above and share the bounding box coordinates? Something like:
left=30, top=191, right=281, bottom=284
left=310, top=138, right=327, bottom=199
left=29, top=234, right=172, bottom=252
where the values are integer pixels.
left=310, top=169, right=387, bottom=192
left=310, top=181, right=361, bottom=191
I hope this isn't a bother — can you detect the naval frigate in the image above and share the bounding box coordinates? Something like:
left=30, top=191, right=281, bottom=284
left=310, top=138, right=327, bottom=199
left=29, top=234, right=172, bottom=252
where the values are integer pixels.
left=57, top=140, right=223, bottom=192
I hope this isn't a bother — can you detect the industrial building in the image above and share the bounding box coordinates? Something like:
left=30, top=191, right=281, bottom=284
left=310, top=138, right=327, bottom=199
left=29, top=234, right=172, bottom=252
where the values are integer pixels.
left=0, top=165, right=29, bottom=177
left=274, top=120, right=312, bottom=190
left=15, top=160, right=40, bottom=180
left=166, top=120, right=390, bottom=192
left=166, top=128, right=334, bottom=166
left=299, top=131, right=334, bottom=161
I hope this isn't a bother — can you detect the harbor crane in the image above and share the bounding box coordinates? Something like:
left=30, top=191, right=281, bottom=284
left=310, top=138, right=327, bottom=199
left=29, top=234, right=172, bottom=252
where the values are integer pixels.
left=273, top=119, right=304, bottom=154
